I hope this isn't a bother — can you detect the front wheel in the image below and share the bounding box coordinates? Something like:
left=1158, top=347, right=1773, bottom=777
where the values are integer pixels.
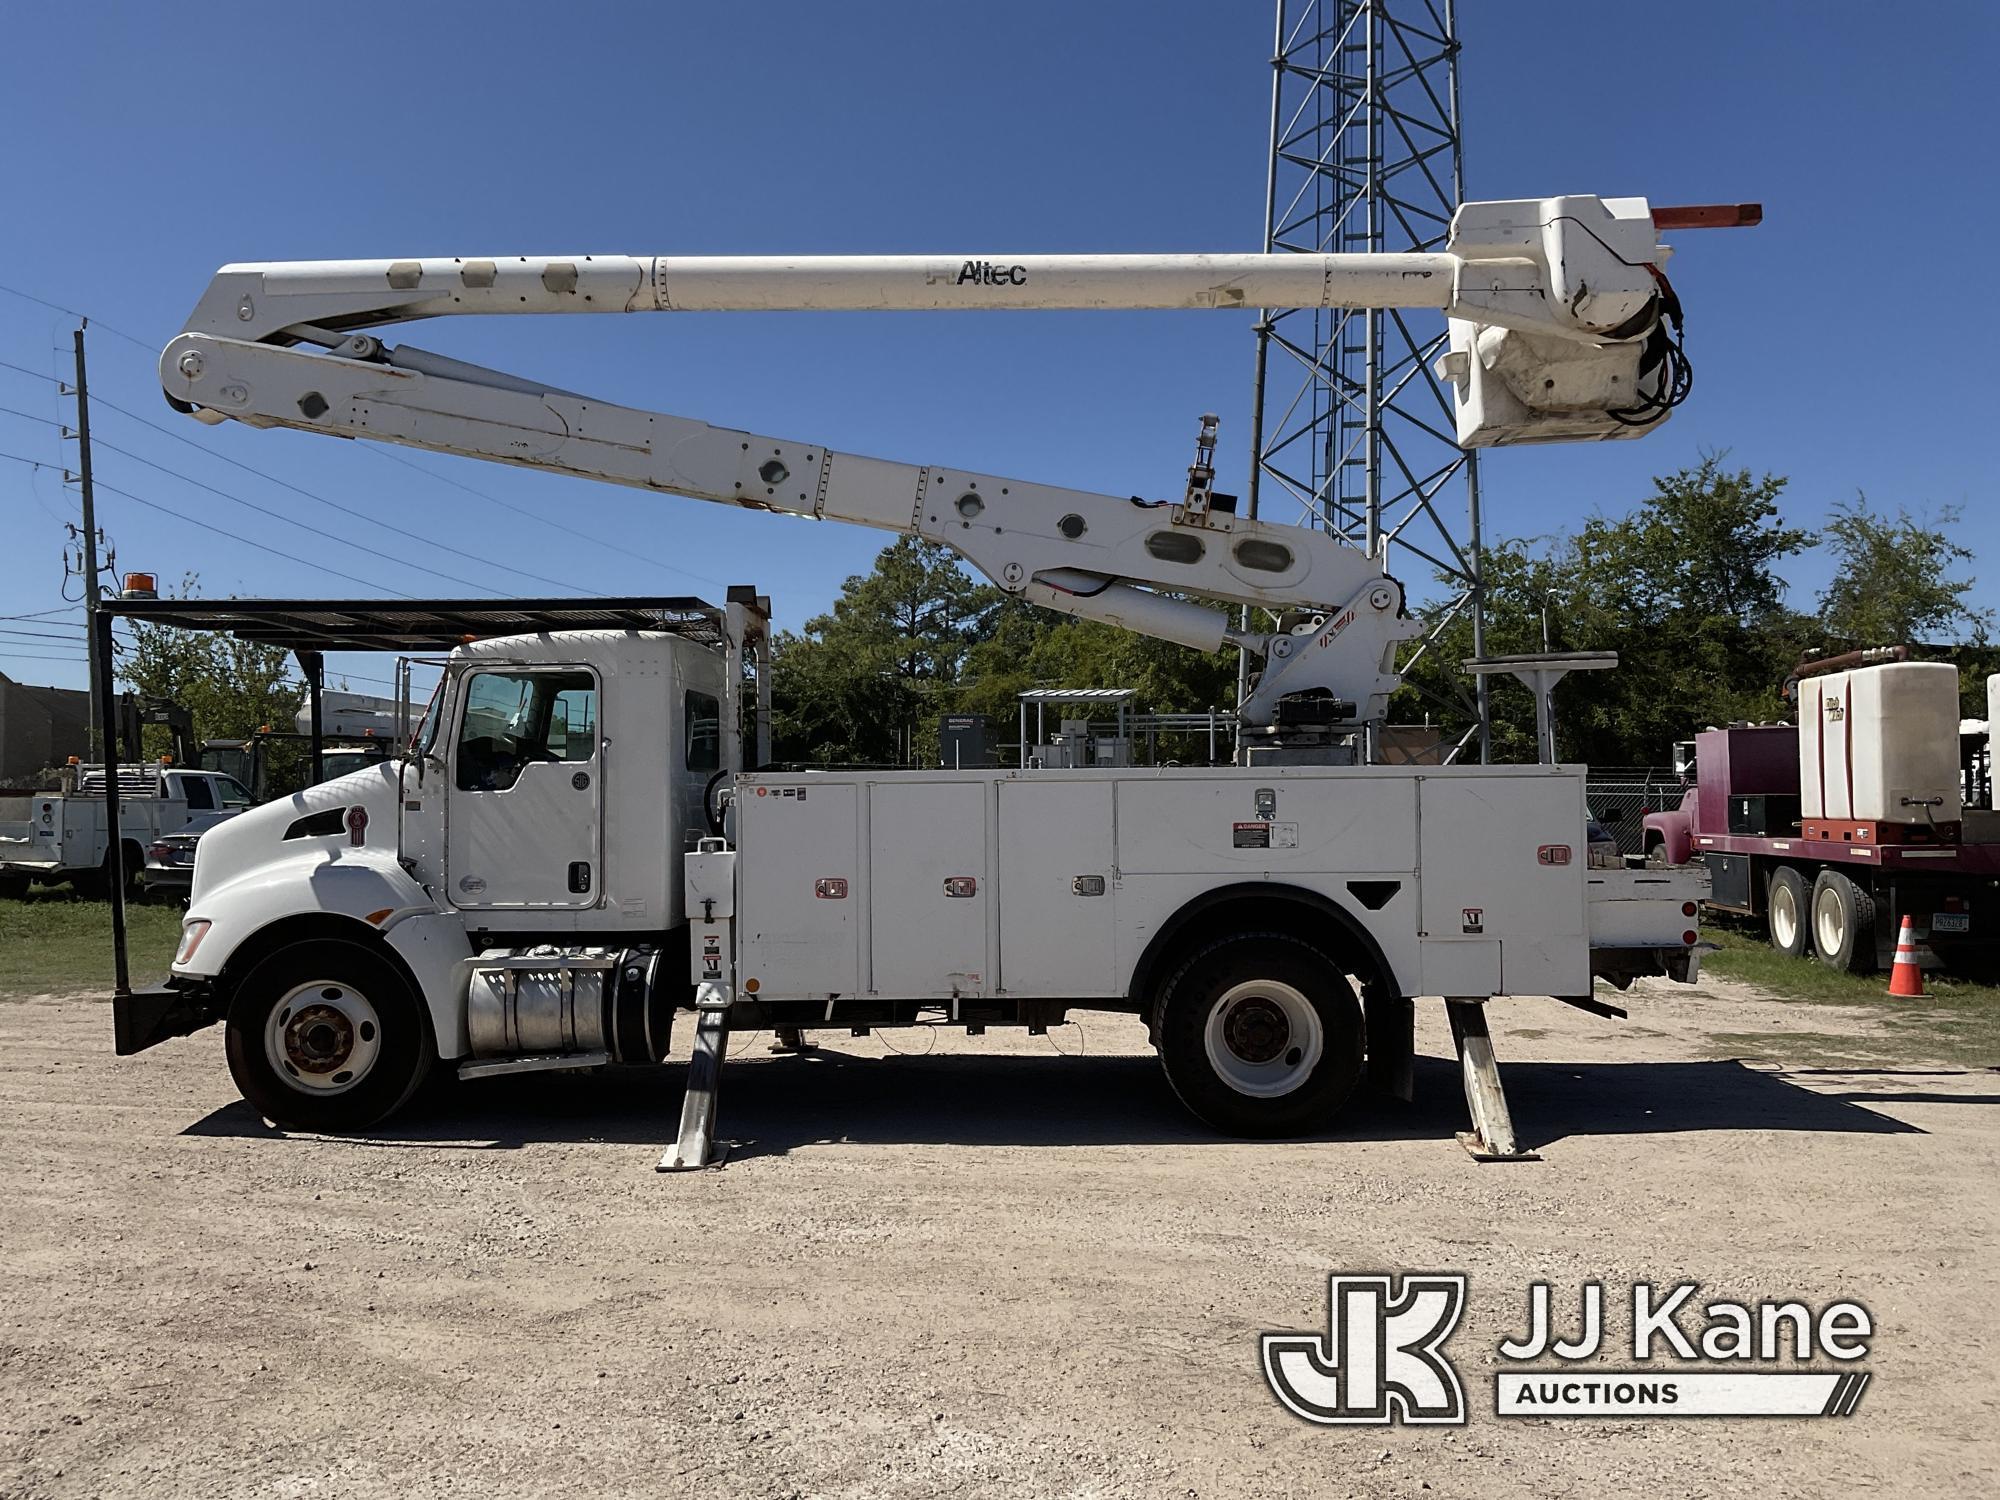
left=1154, top=931, right=1365, bottom=1138
left=224, top=938, right=433, bottom=1131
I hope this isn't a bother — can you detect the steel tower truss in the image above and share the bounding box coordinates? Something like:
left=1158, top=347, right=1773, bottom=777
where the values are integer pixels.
left=1246, top=0, right=1488, bottom=759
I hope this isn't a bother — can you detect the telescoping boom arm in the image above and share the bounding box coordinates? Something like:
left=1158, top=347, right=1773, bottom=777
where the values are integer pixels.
left=160, top=195, right=1744, bottom=731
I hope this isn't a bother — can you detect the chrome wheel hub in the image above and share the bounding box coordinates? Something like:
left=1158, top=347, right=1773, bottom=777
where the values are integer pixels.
left=266, top=981, right=382, bottom=1095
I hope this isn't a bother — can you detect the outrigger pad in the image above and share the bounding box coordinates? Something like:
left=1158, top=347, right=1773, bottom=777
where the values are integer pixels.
left=113, top=984, right=219, bottom=1056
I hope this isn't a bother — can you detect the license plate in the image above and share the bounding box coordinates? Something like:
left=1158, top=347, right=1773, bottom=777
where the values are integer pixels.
left=1931, top=912, right=1970, bottom=933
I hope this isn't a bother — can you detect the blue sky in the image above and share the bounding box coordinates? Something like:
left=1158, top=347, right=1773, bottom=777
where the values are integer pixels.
left=2, top=1, right=1992, bottom=701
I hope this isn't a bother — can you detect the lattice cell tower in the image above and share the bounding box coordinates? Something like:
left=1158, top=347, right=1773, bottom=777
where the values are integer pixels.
left=1245, top=0, right=1489, bottom=760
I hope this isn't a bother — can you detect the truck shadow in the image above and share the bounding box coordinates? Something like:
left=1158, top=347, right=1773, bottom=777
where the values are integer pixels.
left=183, top=1051, right=1940, bottom=1157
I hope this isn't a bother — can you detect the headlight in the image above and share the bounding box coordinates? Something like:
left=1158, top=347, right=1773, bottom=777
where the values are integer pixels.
left=174, top=920, right=213, bottom=967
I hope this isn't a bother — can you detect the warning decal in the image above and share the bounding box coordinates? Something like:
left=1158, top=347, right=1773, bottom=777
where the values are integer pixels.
left=1233, top=822, right=1299, bottom=850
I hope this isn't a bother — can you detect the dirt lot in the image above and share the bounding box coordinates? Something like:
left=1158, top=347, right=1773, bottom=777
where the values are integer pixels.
left=3, top=969, right=1996, bottom=1499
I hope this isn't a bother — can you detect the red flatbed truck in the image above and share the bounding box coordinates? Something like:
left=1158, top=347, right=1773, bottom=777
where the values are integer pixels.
left=1643, top=659, right=2000, bottom=974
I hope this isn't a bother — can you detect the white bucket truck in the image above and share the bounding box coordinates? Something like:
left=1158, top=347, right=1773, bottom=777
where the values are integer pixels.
left=116, top=194, right=1739, bottom=1164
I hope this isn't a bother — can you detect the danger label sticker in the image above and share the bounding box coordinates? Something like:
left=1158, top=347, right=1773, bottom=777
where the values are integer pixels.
left=1233, top=821, right=1299, bottom=849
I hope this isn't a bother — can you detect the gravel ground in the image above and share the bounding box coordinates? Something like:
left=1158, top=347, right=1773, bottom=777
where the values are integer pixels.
left=2, top=972, right=1995, bottom=1499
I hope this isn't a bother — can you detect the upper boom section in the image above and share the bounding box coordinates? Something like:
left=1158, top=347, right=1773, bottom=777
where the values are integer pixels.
left=181, top=195, right=1670, bottom=349
left=155, top=192, right=1737, bottom=733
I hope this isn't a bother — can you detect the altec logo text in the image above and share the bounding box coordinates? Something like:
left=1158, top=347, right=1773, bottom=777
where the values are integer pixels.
left=1263, top=1276, right=1873, bottom=1424
left=954, top=260, right=1028, bottom=286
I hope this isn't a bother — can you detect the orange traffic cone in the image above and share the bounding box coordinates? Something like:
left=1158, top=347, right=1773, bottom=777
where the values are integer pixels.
left=1887, top=915, right=1928, bottom=998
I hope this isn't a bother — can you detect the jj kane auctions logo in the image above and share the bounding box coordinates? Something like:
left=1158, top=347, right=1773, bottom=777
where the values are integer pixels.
left=1264, top=1275, right=1873, bottom=1423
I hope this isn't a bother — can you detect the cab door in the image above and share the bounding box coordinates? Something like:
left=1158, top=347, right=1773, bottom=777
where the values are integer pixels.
left=445, top=665, right=602, bottom=909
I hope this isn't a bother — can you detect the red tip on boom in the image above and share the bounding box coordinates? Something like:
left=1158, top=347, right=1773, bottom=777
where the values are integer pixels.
left=1651, top=203, right=1763, bottom=230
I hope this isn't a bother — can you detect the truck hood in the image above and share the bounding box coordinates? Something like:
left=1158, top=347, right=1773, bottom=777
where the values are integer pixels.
left=190, top=761, right=407, bottom=902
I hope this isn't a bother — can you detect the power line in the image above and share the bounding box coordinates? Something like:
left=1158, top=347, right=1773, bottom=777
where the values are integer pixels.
left=365, top=447, right=726, bottom=590
left=0, top=625, right=86, bottom=642
left=0, top=649, right=90, bottom=665
left=6, top=364, right=597, bottom=596
left=0, top=452, right=416, bottom=597
left=7, top=279, right=726, bottom=595
left=0, top=396, right=499, bottom=595
left=84, top=390, right=596, bottom=594
left=91, top=477, right=417, bottom=595
left=0, top=355, right=61, bottom=387
left=0, top=401, right=60, bottom=429
left=0, top=607, right=84, bottom=623
left=0, top=285, right=153, bottom=350
left=89, top=432, right=499, bottom=595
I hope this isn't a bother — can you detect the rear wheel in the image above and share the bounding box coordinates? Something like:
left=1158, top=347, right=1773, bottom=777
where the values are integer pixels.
left=71, top=844, right=142, bottom=902
left=224, top=938, right=432, bottom=1131
left=1767, top=867, right=1809, bottom=959
left=1154, top=931, right=1365, bottom=1138
left=1811, top=870, right=1877, bottom=974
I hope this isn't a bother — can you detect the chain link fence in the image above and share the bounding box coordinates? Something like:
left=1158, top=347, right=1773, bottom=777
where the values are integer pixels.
left=1585, top=767, right=1686, bottom=858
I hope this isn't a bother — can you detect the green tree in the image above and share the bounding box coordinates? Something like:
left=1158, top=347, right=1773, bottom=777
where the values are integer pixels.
left=119, top=574, right=303, bottom=759
left=771, top=540, right=1242, bottom=765
left=771, top=539, right=1007, bottom=764
left=1397, top=456, right=1814, bottom=764
left=1816, top=496, right=1992, bottom=648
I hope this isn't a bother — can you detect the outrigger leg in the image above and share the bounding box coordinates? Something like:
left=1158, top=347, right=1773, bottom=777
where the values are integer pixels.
left=1445, top=998, right=1540, bottom=1163
left=659, top=985, right=732, bottom=1171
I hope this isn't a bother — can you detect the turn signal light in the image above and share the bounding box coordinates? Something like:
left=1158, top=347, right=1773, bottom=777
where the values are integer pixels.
left=1682, top=901, right=1698, bottom=917
left=175, top=920, right=212, bottom=967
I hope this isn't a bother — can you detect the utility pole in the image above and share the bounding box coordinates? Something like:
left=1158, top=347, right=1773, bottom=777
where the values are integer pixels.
left=72, top=324, right=107, bottom=758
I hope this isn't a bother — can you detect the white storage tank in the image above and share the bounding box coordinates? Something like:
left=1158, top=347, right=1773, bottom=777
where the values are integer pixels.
left=1800, top=661, right=1962, bottom=824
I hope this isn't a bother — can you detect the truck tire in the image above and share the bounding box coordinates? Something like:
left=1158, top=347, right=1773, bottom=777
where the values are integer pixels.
left=224, top=938, right=433, bottom=1131
left=71, top=844, right=142, bottom=902
left=1767, top=867, right=1809, bottom=959
left=1810, top=870, right=1877, bottom=974
left=1154, top=931, right=1365, bottom=1138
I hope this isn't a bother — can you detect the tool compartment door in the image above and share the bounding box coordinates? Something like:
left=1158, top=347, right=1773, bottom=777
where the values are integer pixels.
left=736, top=782, right=860, bottom=998
left=868, top=780, right=990, bottom=997
left=1418, top=773, right=1588, bottom=996
left=998, top=779, right=1116, bottom=996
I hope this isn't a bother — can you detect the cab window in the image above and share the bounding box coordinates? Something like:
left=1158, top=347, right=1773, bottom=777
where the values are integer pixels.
left=685, top=691, right=720, bottom=771
left=181, top=776, right=214, bottom=811
left=456, top=669, right=598, bottom=792
left=217, top=777, right=253, bottom=810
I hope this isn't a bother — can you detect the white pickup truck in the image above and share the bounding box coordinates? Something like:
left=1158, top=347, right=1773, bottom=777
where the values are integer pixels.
left=0, top=765, right=253, bottom=898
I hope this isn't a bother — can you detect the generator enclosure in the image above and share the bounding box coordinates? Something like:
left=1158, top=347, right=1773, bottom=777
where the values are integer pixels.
left=1800, top=662, right=1962, bottom=824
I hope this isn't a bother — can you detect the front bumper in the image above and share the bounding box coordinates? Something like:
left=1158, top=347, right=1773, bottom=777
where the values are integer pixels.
left=112, top=980, right=220, bottom=1056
